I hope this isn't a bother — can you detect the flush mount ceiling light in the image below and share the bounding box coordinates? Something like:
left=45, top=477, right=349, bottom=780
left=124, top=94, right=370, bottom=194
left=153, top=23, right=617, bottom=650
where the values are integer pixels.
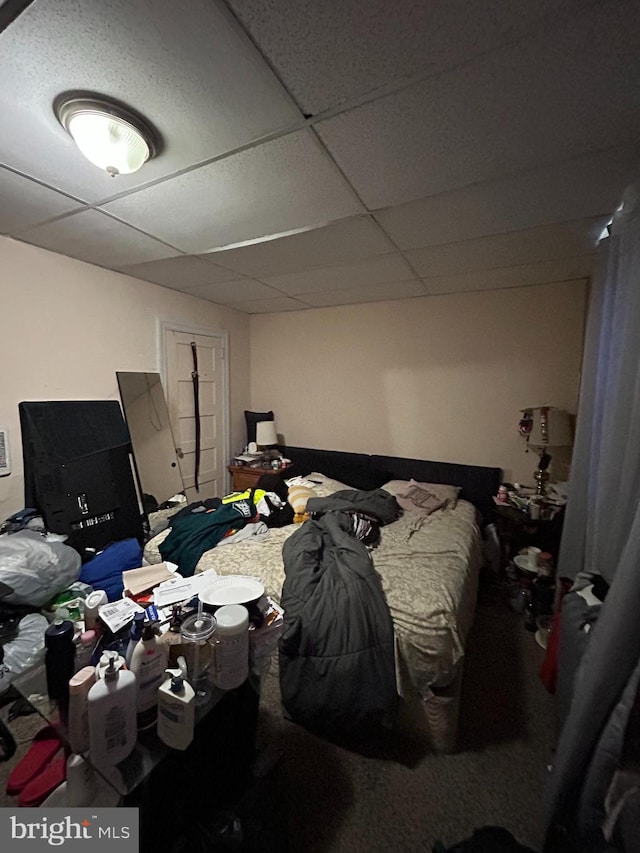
left=55, top=95, right=159, bottom=177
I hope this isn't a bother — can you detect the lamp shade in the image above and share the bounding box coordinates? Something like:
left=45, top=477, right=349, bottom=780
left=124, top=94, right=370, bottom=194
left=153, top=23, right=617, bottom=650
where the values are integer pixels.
left=255, top=420, right=278, bottom=447
left=520, top=406, right=573, bottom=447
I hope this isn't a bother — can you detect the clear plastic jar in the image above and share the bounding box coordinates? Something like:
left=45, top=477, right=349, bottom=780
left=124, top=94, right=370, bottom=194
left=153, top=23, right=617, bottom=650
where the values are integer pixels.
left=181, top=612, right=216, bottom=701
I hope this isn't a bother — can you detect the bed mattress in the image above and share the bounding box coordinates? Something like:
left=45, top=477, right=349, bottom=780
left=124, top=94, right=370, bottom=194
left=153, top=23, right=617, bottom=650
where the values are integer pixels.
left=144, top=473, right=481, bottom=699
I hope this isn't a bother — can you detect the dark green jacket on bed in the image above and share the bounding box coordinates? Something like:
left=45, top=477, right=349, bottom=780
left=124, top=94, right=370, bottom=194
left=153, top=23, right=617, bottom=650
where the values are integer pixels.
left=278, top=488, right=400, bottom=733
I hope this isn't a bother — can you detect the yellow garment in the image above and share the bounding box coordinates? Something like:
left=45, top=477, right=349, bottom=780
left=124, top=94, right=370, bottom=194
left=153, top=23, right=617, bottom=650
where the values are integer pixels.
left=221, top=488, right=268, bottom=505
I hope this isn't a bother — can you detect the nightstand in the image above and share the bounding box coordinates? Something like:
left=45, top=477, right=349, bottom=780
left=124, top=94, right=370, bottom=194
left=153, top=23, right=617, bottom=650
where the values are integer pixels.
left=494, top=502, right=565, bottom=568
left=228, top=463, right=293, bottom=492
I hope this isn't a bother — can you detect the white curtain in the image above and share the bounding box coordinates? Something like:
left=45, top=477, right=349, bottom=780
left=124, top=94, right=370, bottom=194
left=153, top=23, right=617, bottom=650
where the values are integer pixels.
left=544, top=180, right=640, bottom=846
left=558, top=183, right=640, bottom=584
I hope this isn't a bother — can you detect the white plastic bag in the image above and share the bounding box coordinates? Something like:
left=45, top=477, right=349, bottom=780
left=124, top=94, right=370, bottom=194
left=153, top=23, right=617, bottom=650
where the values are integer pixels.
left=0, top=613, right=49, bottom=694
left=0, top=530, right=81, bottom=607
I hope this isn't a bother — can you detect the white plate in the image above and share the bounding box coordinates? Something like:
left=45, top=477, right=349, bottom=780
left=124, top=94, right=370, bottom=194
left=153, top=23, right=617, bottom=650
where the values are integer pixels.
left=513, top=555, right=539, bottom=574
left=200, top=576, right=264, bottom=607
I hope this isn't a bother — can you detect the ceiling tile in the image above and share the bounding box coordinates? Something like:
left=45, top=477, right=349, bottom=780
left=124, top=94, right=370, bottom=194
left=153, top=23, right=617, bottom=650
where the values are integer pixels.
left=262, top=253, right=417, bottom=295
left=376, top=147, right=639, bottom=251
left=0, top=0, right=301, bottom=201
left=0, top=167, right=84, bottom=234
left=228, top=0, right=584, bottom=116
left=422, top=256, right=595, bottom=295
left=300, top=280, right=427, bottom=307
left=181, top=278, right=283, bottom=304
left=102, top=130, right=363, bottom=253
left=118, top=255, right=243, bottom=290
left=405, top=218, right=605, bottom=278
left=201, top=216, right=395, bottom=277
left=227, top=295, right=308, bottom=314
left=18, top=209, right=177, bottom=267
left=316, top=1, right=640, bottom=209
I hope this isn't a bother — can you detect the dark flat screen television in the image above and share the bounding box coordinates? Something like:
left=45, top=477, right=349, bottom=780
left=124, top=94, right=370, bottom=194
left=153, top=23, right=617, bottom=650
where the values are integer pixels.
left=19, top=401, right=144, bottom=554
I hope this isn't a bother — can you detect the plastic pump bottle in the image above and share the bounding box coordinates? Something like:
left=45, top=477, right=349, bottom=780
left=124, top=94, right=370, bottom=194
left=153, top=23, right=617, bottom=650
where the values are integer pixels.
left=157, top=656, right=195, bottom=750
left=125, top=612, right=146, bottom=669
left=67, top=665, right=96, bottom=754
left=41, top=754, right=120, bottom=807
left=87, top=656, right=137, bottom=767
left=129, top=621, right=167, bottom=730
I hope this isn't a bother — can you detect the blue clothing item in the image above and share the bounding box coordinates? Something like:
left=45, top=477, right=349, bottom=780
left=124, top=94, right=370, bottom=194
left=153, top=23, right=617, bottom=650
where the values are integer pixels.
left=79, top=538, right=143, bottom=601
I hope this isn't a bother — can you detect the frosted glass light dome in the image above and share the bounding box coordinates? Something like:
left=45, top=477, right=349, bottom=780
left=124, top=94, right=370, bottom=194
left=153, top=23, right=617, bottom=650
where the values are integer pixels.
left=56, top=97, right=157, bottom=177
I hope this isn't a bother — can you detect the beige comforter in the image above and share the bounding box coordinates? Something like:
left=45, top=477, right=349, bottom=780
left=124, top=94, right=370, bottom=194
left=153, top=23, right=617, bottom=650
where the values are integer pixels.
left=144, top=473, right=481, bottom=697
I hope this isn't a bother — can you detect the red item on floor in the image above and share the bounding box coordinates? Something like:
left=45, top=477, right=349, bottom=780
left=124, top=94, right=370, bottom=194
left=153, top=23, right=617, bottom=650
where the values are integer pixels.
left=538, top=577, right=574, bottom=693
left=18, top=755, right=66, bottom=807
left=539, top=606, right=563, bottom=693
left=5, top=724, right=63, bottom=795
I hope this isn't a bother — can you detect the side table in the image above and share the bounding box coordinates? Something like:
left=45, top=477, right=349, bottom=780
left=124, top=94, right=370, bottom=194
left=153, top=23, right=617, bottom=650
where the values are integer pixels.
left=494, top=503, right=565, bottom=569
left=228, top=462, right=293, bottom=492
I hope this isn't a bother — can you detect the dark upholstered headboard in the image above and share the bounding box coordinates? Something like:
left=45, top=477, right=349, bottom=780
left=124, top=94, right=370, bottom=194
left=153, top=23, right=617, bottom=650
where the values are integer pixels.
left=279, top=445, right=502, bottom=525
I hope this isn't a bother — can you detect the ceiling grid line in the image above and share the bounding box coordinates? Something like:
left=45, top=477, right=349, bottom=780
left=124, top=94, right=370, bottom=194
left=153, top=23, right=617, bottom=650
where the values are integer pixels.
left=1, top=0, right=637, bottom=311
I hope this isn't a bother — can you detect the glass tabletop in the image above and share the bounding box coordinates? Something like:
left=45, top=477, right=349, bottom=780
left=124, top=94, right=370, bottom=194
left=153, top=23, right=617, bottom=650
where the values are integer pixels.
left=12, top=663, right=228, bottom=797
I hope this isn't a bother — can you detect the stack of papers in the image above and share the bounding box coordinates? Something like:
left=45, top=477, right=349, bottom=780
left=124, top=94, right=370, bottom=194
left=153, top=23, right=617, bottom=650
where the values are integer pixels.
left=234, top=453, right=264, bottom=464
left=153, top=572, right=217, bottom=608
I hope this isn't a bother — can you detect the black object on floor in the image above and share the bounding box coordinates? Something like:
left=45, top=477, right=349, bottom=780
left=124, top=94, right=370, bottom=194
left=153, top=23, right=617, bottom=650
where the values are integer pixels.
left=0, top=719, right=17, bottom=763
left=433, top=825, right=538, bottom=852
left=8, top=695, right=37, bottom=721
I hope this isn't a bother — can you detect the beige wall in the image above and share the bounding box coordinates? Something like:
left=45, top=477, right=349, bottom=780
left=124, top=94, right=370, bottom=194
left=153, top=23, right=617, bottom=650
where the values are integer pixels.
left=0, top=234, right=587, bottom=520
left=0, top=237, right=251, bottom=519
left=250, top=280, right=588, bottom=486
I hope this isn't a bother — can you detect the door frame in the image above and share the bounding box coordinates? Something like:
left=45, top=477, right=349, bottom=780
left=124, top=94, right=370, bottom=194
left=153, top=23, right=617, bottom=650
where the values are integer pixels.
left=157, top=319, right=231, bottom=494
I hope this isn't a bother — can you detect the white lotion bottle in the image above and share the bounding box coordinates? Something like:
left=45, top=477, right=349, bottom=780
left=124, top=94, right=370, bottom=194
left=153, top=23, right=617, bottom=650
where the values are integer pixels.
left=41, top=754, right=121, bottom=807
left=129, top=621, right=168, bottom=730
left=87, top=656, right=137, bottom=767
left=157, top=656, right=195, bottom=751
left=68, top=665, right=96, bottom=754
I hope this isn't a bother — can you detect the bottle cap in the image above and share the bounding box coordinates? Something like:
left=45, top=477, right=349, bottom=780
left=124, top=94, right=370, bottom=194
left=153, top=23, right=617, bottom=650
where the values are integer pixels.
left=130, top=612, right=146, bottom=638
left=214, top=604, right=249, bottom=635
left=104, top=658, right=118, bottom=683
left=79, top=629, right=96, bottom=646
left=141, top=620, right=161, bottom=640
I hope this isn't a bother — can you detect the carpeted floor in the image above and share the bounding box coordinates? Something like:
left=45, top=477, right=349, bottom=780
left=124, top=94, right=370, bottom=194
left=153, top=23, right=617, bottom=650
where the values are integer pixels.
left=244, top=579, right=557, bottom=853
left=0, top=577, right=556, bottom=852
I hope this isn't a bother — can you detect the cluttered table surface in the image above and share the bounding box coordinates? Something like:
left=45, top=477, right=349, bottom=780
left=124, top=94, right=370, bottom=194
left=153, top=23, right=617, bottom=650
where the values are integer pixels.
left=493, top=482, right=568, bottom=566
left=11, top=662, right=230, bottom=798
left=1, top=526, right=282, bottom=807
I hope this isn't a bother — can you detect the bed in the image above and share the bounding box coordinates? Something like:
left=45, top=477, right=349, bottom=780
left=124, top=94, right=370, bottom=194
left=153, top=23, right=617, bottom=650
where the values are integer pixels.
left=144, top=448, right=501, bottom=752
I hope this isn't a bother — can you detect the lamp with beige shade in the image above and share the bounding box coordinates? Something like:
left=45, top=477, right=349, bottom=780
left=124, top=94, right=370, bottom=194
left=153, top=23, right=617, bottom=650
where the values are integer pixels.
left=255, top=419, right=282, bottom=464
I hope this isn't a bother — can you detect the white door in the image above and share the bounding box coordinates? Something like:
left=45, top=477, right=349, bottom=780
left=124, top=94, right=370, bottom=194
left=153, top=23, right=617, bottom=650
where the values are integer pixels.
left=161, top=324, right=229, bottom=504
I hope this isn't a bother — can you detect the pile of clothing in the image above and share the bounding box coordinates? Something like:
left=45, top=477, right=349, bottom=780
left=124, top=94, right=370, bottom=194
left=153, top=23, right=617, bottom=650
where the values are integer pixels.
left=159, top=474, right=293, bottom=577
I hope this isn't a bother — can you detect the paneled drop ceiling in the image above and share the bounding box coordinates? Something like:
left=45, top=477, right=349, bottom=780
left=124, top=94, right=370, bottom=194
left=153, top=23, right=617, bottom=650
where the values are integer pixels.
left=1, top=0, right=639, bottom=313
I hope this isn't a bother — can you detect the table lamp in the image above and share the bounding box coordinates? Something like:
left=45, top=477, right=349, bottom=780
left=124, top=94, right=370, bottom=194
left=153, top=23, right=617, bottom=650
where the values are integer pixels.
left=255, top=419, right=279, bottom=452
left=518, top=406, right=572, bottom=495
